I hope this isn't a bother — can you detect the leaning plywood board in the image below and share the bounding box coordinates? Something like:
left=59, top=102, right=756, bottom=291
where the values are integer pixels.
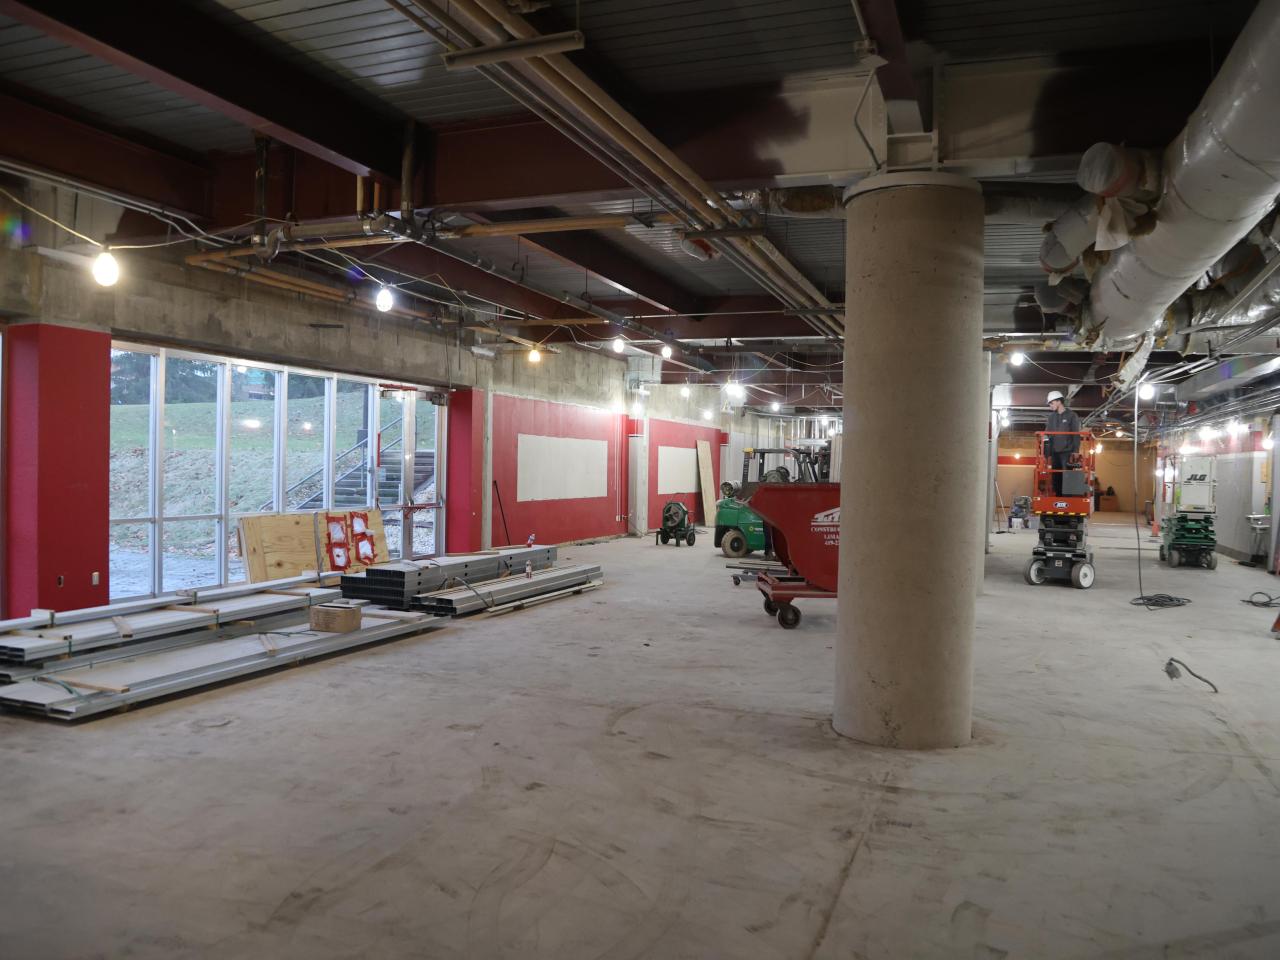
left=239, top=511, right=390, bottom=582
left=696, top=439, right=716, bottom=525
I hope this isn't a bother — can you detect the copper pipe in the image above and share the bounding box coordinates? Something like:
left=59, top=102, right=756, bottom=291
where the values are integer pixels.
left=185, top=235, right=402, bottom=265
left=440, top=213, right=678, bottom=238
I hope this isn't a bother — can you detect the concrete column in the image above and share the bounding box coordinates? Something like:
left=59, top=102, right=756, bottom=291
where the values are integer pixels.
left=835, top=173, right=984, bottom=749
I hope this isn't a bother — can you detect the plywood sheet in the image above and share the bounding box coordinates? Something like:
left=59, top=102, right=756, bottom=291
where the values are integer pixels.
left=657, top=445, right=699, bottom=494
left=516, top=433, right=608, bottom=501
left=239, top=511, right=390, bottom=582
left=696, top=440, right=716, bottom=525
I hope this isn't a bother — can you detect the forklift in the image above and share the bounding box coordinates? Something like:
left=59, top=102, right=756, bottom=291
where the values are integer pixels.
left=1024, top=430, right=1098, bottom=589
left=715, top=447, right=823, bottom=558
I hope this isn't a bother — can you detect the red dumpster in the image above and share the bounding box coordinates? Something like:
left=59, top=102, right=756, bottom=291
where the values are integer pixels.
left=744, top=483, right=840, bottom=629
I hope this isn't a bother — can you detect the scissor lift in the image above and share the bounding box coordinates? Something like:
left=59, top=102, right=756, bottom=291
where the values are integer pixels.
left=1024, top=431, right=1098, bottom=589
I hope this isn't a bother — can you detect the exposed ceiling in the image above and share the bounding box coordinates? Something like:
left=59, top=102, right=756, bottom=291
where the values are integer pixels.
left=0, top=0, right=1262, bottom=412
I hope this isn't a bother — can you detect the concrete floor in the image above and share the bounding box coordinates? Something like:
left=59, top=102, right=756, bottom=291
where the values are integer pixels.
left=2, top=521, right=1279, bottom=959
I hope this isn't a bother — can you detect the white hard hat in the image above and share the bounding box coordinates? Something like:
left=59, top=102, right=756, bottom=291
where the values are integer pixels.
left=1046, top=390, right=1065, bottom=405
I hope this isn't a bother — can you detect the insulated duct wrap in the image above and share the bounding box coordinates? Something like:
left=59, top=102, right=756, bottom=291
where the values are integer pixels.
left=1089, top=0, right=1280, bottom=345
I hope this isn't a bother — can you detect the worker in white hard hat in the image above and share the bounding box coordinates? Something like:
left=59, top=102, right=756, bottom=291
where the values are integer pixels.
left=1045, top=390, right=1082, bottom=495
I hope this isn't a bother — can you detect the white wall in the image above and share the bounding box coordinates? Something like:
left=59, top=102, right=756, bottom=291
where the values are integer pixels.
left=1214, top=451, right=1267, bottom=559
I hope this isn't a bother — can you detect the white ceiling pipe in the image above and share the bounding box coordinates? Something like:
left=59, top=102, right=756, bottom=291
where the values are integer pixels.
left=1089, top=0, right=1280, bottom=346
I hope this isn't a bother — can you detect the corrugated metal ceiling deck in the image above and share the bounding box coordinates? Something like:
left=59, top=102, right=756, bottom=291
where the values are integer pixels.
left=0, top=14, right=253, bottom=154
left=208, top=0, right=863, bottom=128
left=902, top=0, right=1256, bottom=61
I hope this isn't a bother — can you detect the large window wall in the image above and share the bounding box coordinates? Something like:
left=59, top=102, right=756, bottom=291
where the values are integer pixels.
left=109, top=343, right=443, bottom=600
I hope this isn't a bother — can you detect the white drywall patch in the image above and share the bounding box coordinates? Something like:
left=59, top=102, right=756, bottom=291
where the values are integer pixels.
left=516, top=434, right=608, bottom=501
left=657, top=445, right=699, bottom=494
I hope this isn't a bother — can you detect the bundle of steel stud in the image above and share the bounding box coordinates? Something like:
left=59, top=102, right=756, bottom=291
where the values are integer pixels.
left=413, top=563, right=603, bottom=616
left=339, top=546, right=558, bottom=608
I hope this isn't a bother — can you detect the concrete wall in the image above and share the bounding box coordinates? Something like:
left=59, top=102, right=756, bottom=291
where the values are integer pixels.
left=0, top=246, right=629, bottom=409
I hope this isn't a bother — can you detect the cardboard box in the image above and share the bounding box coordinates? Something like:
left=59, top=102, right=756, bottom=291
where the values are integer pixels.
left=309, top=602, right=363, bottom=633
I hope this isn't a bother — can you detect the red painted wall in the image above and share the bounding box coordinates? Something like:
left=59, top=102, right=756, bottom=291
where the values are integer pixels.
left=3, top=323, right=111, bottom=616
left=490, top=394, right=626, bottom=546
left=648, top=418, right=721, bottom=527
left=445, top=388, right=485, bottom=553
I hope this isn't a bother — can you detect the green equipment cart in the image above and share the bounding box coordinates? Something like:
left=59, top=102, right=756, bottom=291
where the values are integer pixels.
left=714, top=447, right=822, bottom=558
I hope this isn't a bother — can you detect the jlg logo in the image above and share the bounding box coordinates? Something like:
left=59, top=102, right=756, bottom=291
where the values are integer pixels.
left=1186, top=473, right=1209, bottom=482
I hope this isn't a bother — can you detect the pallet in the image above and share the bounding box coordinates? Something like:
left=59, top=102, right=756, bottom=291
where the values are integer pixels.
left=238, top=511, right=390, bottom=582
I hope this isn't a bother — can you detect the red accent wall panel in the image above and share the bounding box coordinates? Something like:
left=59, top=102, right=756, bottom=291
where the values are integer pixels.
left=647, top=418, right=722, bottom=527
left=490, top=394, right=626, bottom=546
left=3, top=323, right=111, bottom=616
left=445, top=388, right=485, bottom=553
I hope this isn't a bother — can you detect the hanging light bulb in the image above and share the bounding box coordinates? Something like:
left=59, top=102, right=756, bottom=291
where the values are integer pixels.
left=1138, top=382, right=1155, bottom=400
left=1179, top=442, right=1195, bottom=455
left=770, top=401, right=780, bottom=413
left=527, top=347, right=541, bottom=363
left=1198, top=425, right=1217, bottom=442
left=91, top=250, right=119, bottom=287
left=1010, top=352, right=1025, bottom=366
left=999, top=411, right=1010, bottom=427
left=1226, top=420, right=1242, bottom=435
left=680, top=385, right=691, bottom=398
left=612, top=336, right=626, bottom=353
left=375, top=286, right=394, bottom=312
left=1265, top=435, right=1275, bottom=451
left=660, top=344, right=673, bottom=360
left=701, top=409, right=713, bottom=421
left=725, top=381, right=745, bottom=399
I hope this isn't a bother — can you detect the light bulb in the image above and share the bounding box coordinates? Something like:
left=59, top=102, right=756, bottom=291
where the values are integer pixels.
left=725, top=382, right=745, bottom=399
left=1138, top=383, right=1155, bottom=400
left=1014, top=453, right=1021, bottom=460
left=820, top=415, right=830, bottom=426
left=1227, top=420, right=1242, bottom=435
left=375, top=286, right=394, bottom=312
left=1265, top=435, right=1275, bottom=451
left=1094, top=443, right=1102, bottom=454
left=1179, top=443, right=1195, bottom=455
left=528, top=347, right=541, bottom=363
left=1116, top=430, right=1124, bottom=438
left=1198, top=425, right=1217, bottom=441
left=92, top=250, right=119, bottom=287
left=1010, top=352, right=1025, bottom=366
left=612, top=337, right=625, bottom=353
left=680, top=385, right=691, bottom=398
left=701, top=409, right=713, bottom=421
left=1000, top=413, right=1010, bottom=427
left=660, top=344, right=673, bottom=360
left=770, top=402, right=780, bottom=413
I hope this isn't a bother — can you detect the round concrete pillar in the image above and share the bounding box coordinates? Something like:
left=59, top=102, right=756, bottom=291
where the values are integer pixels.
left=834, top=173, right=984, bottom=749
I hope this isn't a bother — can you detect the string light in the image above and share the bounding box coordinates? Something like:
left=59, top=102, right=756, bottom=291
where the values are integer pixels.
left=701, top=409, right=713, bottom=421
left=1010, top=352, right=1025, bottom=366
left=680, top=385, right=691, bottom=398
left=91, top=250, right=119, bottom=287
left=612, top=337, right=625, bottom=353
left=725, top=382, right=745, bottom=399
left=527, top=347, right=541, bottom=363
left=770, top=401, right=780, bottom=412
left=1265, top=435, right=1275, bottom=451
left=660, top=344, right=673, bottom=359
left=375, top=286, right=394, bottom=312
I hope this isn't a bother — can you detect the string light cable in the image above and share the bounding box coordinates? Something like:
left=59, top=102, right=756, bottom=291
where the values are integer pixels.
left=1129, top=387, right=1191, bottom=610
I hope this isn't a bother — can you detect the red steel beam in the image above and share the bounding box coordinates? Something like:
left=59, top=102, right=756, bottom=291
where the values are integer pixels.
left=0, top=92, right=210, bottom=215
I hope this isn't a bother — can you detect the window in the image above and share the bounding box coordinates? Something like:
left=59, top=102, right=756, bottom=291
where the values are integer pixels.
left=105, top=343, right=443, bottom=597
left=285, top=374, right=326, bottom=511
left=109, top=348, right=155, bottom=599
left=334, top=379, right=372, bottom=508
left=228, top=364, right=277, bottom=514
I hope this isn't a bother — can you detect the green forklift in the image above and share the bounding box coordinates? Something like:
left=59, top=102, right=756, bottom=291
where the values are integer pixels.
left=714, top=447, right=823, bottom=557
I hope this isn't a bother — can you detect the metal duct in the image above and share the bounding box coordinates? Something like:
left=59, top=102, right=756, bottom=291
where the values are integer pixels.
left=1089, top=0, right=1280, bottom=346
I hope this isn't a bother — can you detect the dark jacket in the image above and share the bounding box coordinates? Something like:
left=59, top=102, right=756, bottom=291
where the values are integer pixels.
left=1046, top=407, right=1082, bottom=454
